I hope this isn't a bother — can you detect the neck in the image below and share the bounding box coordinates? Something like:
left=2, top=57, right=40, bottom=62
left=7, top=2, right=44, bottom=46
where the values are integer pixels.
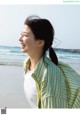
left=29, top=51, right=43, bottom=71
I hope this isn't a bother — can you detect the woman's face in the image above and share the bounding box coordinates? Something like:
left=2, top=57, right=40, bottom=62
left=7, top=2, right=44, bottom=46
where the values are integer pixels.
left=19, top=25, right=42, bottom=54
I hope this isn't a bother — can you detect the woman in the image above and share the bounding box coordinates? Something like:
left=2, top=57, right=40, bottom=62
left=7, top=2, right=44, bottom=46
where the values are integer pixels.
left=19, top=15, right=80, bottom=108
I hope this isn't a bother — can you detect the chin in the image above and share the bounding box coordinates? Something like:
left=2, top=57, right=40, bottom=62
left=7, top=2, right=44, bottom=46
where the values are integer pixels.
left=21, top=48, right=28, bottom=53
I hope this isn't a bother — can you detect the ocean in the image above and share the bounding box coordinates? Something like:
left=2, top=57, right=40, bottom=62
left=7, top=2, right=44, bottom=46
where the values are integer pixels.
left=0, top=45, right=80, bottom=108
left=0, top=45, right=80, bottom=66
left=0, top=45, right=27, bottom=66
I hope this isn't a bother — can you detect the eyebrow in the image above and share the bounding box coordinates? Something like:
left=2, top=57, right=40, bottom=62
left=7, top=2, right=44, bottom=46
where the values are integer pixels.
left=21, top=32, right=29, bottom=35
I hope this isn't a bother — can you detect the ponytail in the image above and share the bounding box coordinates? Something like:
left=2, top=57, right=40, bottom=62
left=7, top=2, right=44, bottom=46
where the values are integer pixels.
left=49, top=47, right=58, bottom=65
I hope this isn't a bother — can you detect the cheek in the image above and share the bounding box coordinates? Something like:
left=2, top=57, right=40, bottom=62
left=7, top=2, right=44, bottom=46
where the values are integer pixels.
left=25, top=37, right=35, bottom=46
left=23, top=37, right=30, bottom=45
left=23, top=36, right=38, bottom=48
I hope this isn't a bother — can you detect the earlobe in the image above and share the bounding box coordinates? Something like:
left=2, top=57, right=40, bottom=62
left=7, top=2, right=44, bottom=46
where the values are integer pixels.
left=38, top=40, right=45, bottom=47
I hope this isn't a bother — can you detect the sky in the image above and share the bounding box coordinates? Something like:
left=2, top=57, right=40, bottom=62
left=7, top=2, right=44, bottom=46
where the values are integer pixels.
left=0, top=5, right=80, bottom=49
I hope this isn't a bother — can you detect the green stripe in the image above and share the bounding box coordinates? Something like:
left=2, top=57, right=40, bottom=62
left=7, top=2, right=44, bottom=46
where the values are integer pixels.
left=24, top=55, right=80, bottom=108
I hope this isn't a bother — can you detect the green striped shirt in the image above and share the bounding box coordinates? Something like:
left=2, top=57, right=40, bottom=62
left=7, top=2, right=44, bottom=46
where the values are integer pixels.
left=23, top=55, right=80, bottom=108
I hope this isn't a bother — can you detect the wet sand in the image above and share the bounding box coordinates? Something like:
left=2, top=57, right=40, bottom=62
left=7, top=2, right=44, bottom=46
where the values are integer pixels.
left=0, top=65, right=30, bottom=108
left=0, top=63, right=80, bottom=108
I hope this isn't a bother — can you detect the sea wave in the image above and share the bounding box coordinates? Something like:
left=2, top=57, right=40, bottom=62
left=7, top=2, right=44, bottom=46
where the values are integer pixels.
left=0, top=45, right=80, bottom=66
left=0, top=49, right=11, bottom=53
left=0, top=58, right=23, bottom=66
left=57, top=53, right=80, bottom=60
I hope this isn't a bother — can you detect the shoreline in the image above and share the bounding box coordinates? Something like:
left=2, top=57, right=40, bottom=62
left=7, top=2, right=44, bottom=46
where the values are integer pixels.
left=0, top=61, right=23, bottom=67
left=0, top=60, right=80, bottom=108
left=0, top=59, right=80, bottom=74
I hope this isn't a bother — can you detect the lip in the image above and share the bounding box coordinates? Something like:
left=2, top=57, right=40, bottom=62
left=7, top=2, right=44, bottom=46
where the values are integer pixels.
left=20, top=43, right=26, bottom=49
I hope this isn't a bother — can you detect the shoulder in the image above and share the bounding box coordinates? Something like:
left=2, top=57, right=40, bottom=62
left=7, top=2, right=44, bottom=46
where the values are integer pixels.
left=23, top=57, right=30, bottom=73
left=42, top=57, right=64, bottom=83
left=45, top=57, right=62, bottom=74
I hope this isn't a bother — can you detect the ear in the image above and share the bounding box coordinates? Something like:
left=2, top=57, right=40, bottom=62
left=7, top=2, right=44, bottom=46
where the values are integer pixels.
left=38, top=40, right=45, bottom=48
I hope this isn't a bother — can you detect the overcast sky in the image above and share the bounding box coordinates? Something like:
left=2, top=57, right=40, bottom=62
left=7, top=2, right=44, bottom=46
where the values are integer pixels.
left=0, top=5, right=80, bottom=49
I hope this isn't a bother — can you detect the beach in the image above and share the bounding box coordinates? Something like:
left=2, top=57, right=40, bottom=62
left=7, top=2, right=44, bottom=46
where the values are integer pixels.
left=0, top=46, right=80, bottom=108
left=0, top=62, right=80, bottom=108
left=0, top=65, right=30, bottom=108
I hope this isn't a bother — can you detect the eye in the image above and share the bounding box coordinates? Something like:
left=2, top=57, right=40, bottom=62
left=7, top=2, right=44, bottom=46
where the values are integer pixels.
left=20, top=33, right=28, bottom=37
left=24, top=35, right=28, bottom=37
left=24, top=34, right=29, bottom=37
left=21, top=33, right=23, bottom=36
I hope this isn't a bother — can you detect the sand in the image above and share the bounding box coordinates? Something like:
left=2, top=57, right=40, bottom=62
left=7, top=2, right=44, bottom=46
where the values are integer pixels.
left=0, top=65, right=30, bottom=108
left=0, top=63, right=80, bottom=108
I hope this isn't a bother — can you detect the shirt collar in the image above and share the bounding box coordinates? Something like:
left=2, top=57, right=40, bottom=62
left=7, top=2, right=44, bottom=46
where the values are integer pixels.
left=23, top=54, right=49, bottom=84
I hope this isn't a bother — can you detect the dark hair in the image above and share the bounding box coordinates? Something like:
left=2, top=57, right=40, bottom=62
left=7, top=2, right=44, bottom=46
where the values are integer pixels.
left=24, top=15, right=58, bottom=65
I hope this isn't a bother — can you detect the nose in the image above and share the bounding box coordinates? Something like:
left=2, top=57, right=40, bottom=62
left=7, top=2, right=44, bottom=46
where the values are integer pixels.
left=19, top=35, right=23, bottom=42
